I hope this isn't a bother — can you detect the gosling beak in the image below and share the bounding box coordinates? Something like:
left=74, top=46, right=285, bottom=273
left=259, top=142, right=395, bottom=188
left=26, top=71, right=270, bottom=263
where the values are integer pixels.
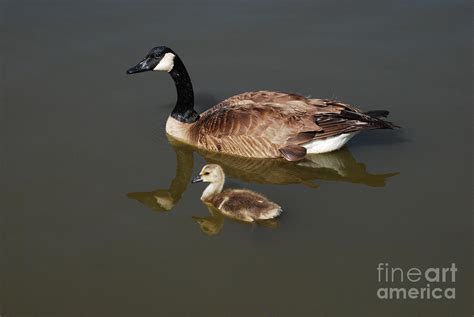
left=126, top=57, right=155, bottom=74
left=191, top=175, right=203, bottom=183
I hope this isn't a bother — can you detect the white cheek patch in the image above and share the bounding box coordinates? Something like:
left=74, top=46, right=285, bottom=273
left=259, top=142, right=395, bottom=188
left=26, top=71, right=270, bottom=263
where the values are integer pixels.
left=153, top=52, right=175, bottom=72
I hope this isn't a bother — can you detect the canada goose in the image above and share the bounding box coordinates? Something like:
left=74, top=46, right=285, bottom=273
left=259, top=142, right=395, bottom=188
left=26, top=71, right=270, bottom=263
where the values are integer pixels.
left=191, top=164, right=282, bottom=222
left=127, top=46, right=396, bottom=161
left=126, top=46, right=398, bottom=161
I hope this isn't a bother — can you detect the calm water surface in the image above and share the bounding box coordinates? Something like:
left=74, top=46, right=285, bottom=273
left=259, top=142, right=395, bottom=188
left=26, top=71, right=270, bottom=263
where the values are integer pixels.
left=1, top=1, right=472, bottom=316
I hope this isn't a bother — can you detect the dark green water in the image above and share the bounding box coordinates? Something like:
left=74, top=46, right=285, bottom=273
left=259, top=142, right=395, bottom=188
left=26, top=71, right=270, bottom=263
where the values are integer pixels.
left=1, top=1, right=472, bottom=316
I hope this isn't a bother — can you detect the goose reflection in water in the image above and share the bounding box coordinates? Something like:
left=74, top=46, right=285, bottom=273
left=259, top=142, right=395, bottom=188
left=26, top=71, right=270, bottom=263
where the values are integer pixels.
left=127, top=135, right=398, bottom=234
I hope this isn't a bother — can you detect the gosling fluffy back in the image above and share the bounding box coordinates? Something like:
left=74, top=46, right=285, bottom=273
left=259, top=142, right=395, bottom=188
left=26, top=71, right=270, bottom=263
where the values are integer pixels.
left=206, top=189, right=282, bottom=222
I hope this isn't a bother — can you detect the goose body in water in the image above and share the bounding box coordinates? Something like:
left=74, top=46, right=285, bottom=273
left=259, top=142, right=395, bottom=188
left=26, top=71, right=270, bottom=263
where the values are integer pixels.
left=191, top=164, right=282, bottom=222
left=127, top=46, right=398, bottom=161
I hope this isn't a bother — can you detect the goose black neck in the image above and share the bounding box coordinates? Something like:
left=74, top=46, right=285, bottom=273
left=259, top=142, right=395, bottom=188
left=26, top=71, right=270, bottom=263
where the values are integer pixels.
left=169, top=56, right=199, bottom=123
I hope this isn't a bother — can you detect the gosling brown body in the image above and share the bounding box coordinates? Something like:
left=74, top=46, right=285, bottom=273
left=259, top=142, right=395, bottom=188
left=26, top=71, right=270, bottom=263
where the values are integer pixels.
left=203, top=189, right=282, bottom=223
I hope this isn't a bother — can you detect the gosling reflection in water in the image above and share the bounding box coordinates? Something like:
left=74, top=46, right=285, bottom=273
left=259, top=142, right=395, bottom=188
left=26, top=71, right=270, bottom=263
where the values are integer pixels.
left=192, top=164, right=282, bottom=222
left=127, top=136, right=398, bottom=213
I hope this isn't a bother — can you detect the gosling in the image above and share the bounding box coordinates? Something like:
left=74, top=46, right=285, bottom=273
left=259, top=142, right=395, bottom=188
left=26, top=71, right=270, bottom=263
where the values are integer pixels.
left=192, top=164, right=282, bottom=222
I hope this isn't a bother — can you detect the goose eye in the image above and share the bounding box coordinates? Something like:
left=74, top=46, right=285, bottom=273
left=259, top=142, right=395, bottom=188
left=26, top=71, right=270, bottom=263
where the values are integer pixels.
left=154, top=53, right=161, bottom=59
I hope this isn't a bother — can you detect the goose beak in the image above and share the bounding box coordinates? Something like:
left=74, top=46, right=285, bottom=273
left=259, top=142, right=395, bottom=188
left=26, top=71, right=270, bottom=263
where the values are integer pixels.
left=126, top=57, right=155, bottom=74
left=191, top=175, right=203, bottom=183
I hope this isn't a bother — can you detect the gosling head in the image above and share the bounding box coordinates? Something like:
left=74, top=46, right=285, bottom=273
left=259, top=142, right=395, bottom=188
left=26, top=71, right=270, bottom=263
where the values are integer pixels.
left=126, top=46, right=176, bottom=74
left=192, top=164, right=225, bottom=184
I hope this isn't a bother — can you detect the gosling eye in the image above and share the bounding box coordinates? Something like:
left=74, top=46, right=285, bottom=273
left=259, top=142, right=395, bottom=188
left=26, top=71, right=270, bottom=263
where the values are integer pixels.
left=203, top=172, right=210, bottom=175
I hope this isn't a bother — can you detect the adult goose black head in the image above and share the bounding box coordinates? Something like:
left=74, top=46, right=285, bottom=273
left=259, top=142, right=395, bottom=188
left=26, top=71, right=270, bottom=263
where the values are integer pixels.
left=127, top=46, right=199, bottom=123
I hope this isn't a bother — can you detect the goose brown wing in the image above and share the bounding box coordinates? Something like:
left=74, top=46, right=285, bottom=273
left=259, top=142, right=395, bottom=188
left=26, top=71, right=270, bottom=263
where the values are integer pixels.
left=190, top=91, right=323, bottom=147
left=189, top=91, right=395, bottom=157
